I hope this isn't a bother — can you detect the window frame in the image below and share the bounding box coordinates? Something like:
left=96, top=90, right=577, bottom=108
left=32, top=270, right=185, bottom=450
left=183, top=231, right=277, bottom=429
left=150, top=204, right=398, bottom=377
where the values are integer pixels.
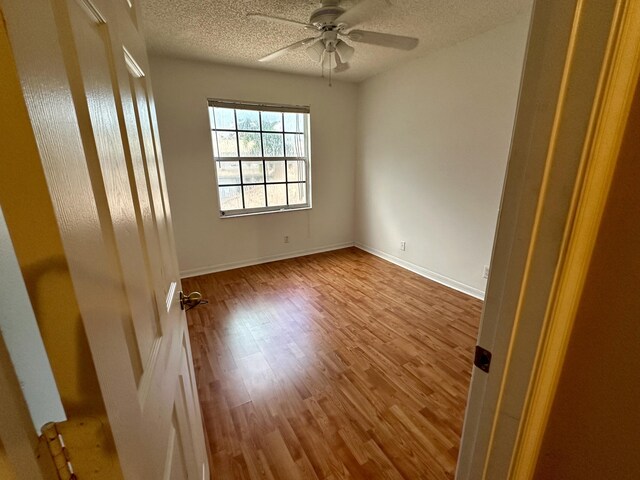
left=208, top=99, right=312, bottom=218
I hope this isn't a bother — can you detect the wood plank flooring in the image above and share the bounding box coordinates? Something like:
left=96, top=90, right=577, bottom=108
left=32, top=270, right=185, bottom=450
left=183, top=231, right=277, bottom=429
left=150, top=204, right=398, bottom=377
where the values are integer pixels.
left=183, top=247, right=482, bottom=479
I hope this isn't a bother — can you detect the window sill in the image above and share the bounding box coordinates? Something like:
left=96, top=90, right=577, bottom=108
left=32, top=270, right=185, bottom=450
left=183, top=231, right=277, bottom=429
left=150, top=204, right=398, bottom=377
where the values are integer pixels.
left=219, top=206, right=311, bottom=219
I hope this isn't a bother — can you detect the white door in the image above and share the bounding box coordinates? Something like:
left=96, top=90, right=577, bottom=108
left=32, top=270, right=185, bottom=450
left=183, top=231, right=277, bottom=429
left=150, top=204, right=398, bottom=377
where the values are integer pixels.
left=1, top=0, right=209, bottom=478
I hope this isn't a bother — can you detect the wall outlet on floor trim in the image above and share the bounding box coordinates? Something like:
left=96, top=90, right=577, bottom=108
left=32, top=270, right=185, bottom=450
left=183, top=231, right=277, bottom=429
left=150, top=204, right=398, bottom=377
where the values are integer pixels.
left=483, top=265, right=490, bottom=279
left=400, top=241, right=406, bottom=251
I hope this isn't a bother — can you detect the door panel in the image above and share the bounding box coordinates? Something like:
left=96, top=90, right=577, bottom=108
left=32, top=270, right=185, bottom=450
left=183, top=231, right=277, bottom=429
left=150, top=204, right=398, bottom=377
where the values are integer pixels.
left=178, top=336, right=208, bottom=476
left=166, top=415, right=189, bottom=480
left=175, top=368, right=200, bottom=480
left=147, top=91, right=180, bottom=261
left=122, top=65, right=167, bottom=336
left=129, top=71, right=176, bottom=306
left=133, top=74, right=170, bottom=248
left=65, top=0, right=157, bottom=387
left=1, top=0, right=209, bottom=477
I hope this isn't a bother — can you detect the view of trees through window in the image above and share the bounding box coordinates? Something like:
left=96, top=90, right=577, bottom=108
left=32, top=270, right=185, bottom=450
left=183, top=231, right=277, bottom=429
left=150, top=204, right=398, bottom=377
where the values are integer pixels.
left=208, top=102, right=310, bottom=215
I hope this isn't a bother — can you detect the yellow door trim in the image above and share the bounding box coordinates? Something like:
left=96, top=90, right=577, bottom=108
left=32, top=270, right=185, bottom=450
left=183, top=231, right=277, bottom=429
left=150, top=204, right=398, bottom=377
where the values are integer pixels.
left=509, top=1, right=640, bottom=477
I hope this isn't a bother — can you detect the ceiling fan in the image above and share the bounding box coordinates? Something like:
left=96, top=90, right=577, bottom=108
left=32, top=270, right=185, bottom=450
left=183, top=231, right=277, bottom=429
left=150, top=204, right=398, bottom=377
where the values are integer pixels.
left=248, top=0, right=419, bottom=74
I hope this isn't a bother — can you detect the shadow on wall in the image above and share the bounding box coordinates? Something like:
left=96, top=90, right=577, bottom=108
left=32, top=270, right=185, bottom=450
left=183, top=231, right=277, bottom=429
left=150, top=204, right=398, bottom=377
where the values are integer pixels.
left=18, top=255, right=120, bottom=465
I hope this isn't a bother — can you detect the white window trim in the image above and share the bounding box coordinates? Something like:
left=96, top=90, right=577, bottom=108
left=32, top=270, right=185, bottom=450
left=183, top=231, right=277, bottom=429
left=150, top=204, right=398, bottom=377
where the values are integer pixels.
left=208, top=99, right=312, bottom=218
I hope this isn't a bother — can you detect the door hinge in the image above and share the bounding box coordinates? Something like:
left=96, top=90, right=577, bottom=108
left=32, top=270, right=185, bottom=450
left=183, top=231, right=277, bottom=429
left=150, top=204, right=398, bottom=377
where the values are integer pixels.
left=41, top=422, right=77, bottom=480
left=474, top=345, right=492, bottom=373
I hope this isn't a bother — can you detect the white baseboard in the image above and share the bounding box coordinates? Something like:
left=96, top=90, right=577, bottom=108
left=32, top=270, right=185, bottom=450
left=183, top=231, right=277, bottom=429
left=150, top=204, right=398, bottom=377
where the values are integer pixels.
left=181, top=241, right=485, bottom=300
left=180, top=242, right=355, bottom=279
left=354, top=243, right=485, bottom=300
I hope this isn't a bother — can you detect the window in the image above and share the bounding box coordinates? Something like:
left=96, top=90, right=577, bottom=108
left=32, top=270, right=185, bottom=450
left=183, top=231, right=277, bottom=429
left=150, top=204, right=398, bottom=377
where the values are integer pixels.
left=208, top=99, right=311, bottom=217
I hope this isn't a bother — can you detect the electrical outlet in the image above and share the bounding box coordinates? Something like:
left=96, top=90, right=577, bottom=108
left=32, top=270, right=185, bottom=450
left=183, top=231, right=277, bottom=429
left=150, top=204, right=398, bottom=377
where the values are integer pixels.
left=400, top=241, right=406, bottom=251
left=284, top=235, right=289, bottom=243
left=483, top=265, right=490, bottom=279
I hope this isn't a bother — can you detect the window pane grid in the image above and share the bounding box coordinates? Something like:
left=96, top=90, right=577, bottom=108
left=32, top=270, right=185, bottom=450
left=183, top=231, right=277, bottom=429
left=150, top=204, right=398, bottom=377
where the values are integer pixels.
left=284, top=142, right=289, bottom=205
left=259, top=111, right=268, bottom=206
left=210, top=105, right=309, bottom=215
left=211, top=129, right=306, bottom=134
left=208, top=181, right=305, bottom=187
left=215, top=157, right=306, bottom=161
left=233, top=109, right=245, bottom=209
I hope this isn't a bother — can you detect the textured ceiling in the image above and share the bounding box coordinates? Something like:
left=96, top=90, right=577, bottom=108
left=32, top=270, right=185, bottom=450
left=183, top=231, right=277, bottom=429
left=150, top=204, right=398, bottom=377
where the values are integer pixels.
left=139, top=0, right=532, bottom=82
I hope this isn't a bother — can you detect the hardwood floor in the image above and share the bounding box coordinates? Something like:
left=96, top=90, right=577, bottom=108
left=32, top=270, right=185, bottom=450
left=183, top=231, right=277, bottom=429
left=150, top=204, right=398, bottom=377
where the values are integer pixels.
left=183, top=247, right=482, bottom=479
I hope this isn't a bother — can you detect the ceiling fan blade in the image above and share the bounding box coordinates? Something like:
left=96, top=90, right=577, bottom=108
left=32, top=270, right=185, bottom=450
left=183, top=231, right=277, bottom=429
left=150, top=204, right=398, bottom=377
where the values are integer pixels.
left=346, top=29, right=419, bottom=50
left=259, top=37, right=319, bottom=62
left=247, top=13, right=317, bottom=30
left=334, top=0, right=391, bottom=28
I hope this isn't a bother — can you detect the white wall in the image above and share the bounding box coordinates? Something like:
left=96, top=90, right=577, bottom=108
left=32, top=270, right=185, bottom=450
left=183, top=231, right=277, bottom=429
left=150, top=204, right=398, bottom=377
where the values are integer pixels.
left=149, top=57, right=358, bottom=276
left=150, top=15, right=529, bottom=293
left=355, top=13, right=530, bottom=297
left=0, top=206, right=65, bottom=433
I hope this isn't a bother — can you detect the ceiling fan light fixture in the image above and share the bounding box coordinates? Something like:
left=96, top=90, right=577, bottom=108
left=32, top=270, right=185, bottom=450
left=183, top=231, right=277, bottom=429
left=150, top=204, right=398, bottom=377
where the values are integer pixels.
left=335, top=40, right=355, bottom=63
left=306, top=41, right=326, bottom=62
left=334, top=55, right=350, bottom=73
left=322, top=51, right=337, bottom=70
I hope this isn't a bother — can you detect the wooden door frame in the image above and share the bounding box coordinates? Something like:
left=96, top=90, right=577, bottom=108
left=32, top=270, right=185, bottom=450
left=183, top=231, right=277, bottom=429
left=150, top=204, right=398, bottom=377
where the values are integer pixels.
left=509, top=1, right=640, bottom=476
left=458, top=0, right=640, bottom=478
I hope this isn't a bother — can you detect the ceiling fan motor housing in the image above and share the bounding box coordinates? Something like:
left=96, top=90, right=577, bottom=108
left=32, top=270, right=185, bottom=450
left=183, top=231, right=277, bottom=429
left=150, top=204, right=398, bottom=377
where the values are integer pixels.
left=322, top=30, right=339, bottom=51
left=309, top=5, right=345, bottom=27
